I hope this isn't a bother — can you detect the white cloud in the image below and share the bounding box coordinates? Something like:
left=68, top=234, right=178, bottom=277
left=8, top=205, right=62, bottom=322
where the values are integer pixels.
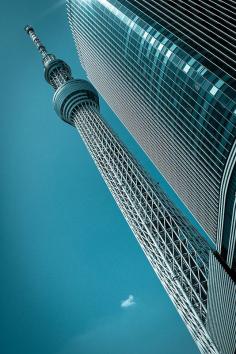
left=120, top=294, right=136, bottom=308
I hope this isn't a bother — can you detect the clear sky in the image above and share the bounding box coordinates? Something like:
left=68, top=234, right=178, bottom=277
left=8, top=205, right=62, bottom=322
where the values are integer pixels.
left=1, top=1, right=204, bottom=354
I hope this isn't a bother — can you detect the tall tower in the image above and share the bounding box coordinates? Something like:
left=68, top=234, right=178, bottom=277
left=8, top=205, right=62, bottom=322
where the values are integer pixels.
left=66, top=1, right=236, bottom=353
left=25, top=25, right=218, bottom=354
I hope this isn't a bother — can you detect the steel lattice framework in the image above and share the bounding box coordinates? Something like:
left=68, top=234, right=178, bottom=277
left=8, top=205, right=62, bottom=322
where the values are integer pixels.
left=72, top=104, right=217, bottom=354
left=25, top=25, right=219, bottom=354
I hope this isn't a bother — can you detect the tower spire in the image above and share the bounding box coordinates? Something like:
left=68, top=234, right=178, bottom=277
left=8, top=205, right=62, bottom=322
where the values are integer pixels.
left=24, top=24, right=97, bottom=126
left=25, top=25, right=72, bottom=90
left=24, top=25, right=49, bottom=59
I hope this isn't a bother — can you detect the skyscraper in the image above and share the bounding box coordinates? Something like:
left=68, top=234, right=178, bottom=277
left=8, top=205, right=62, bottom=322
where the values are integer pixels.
left=66, top=0, right=236, bottom=256
left=66, top=1, right=236, bottom=353
left=25, top=25, right=218, bottom=353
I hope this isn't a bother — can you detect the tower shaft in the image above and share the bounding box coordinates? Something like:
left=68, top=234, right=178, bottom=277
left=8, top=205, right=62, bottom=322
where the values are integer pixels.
left=72, top=102, right=217, bottom=354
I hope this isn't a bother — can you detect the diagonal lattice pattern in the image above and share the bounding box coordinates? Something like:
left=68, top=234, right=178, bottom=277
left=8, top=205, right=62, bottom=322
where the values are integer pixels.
left=25, top=23, right=219, bottom=354
left=71, top=103, right=217, bottom=354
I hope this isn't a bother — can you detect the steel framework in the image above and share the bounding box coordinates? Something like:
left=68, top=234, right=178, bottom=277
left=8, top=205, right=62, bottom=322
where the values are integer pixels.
left=25, top=25, right=218, bottom=354
left=72, top=105, right=217, bottom=354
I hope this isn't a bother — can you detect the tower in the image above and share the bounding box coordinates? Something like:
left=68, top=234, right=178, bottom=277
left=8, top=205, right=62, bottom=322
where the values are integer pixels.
left=66, top=1, right=236, bottom=353
left=25, top=25, right=218, bottom=353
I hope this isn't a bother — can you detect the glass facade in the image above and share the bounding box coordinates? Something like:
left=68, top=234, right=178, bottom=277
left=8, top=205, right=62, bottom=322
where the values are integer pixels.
left=67, top=0, right=236, bottom=258
left=207, top=253, right=236, bottom=354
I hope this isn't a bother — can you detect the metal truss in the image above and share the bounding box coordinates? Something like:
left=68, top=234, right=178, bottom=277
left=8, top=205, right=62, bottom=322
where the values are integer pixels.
left=72, top=103, right=218, bottom=354
left=25, top=24, right=218, bottom=354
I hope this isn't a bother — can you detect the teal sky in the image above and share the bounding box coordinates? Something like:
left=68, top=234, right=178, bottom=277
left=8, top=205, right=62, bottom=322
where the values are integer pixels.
left=1, top=1, right=205, bottom=354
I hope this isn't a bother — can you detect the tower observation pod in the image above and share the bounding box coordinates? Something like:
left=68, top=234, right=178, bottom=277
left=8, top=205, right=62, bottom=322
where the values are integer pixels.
left=24, top=25, right=99, bottom=126
left=25, top=25, right=219, bottom=354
